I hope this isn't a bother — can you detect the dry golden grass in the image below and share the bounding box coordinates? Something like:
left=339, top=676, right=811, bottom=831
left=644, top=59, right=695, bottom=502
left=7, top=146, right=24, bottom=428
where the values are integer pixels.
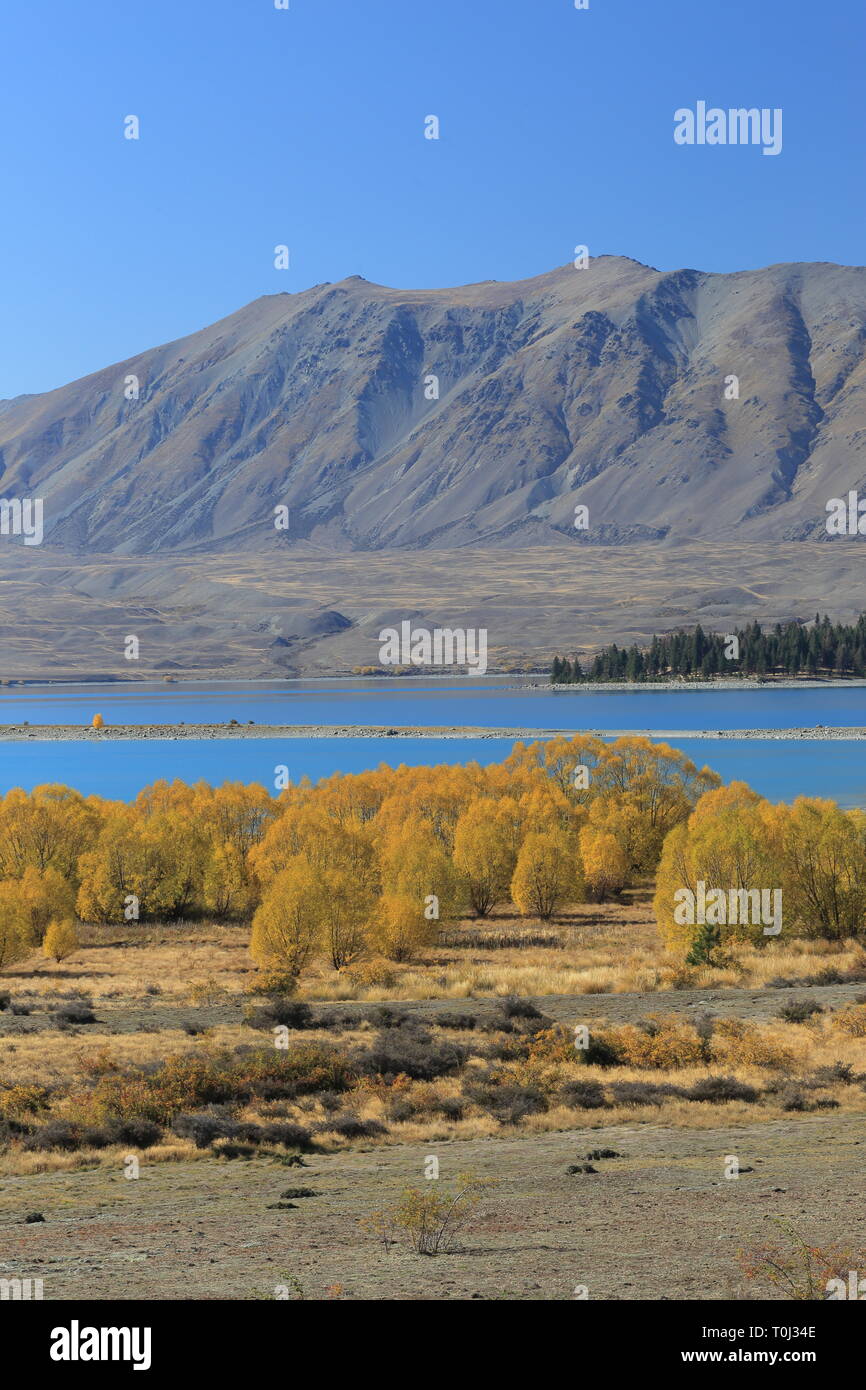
left=1, top=921, right=254, bottom=1002
left=1, top=1139, right=200, bottom=1177
left=302, top=917, right=866, bottom=1003
left=219, top=1008, right=866, bottom=1155
left=0, top=1021, right=377, bottom=1088
left=0, top=1026, right=237, bottom=1086
left=3, top=893, right=866, bottom=1174
left=3, top=895, right=863, bottom=1008
left=291, top=890, right=866, bottom=1001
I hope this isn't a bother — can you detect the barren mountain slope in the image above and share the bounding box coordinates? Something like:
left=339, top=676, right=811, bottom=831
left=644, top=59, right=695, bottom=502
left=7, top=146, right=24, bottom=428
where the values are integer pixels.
left=2, top=256, right=864, bottom=556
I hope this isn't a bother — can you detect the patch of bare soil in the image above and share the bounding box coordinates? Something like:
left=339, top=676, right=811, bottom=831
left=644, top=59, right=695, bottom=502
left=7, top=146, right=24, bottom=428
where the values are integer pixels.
left=1, top=1115, right=862, bottom=1301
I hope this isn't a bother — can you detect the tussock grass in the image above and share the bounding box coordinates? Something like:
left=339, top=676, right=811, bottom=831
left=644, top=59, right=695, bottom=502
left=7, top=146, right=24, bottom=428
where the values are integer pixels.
left=3, top=897, right=866, bottom=1173
left=2, top=1139, right=200, bottom=1176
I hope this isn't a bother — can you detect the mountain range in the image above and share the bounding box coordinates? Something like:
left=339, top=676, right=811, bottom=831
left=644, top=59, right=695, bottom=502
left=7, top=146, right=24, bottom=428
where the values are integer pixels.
left=2, top=256, right=866, bottom=678
left=3, top=255, right=865, bottom=557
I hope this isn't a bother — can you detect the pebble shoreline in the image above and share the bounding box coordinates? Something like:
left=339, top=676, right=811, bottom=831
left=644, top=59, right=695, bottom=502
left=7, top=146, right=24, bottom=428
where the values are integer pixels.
left=1, top=724, right=864, bottom=742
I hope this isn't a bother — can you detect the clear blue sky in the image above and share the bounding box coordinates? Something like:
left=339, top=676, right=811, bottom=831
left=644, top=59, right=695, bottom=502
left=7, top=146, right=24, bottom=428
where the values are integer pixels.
left=2, top=0, right=863, bottom=398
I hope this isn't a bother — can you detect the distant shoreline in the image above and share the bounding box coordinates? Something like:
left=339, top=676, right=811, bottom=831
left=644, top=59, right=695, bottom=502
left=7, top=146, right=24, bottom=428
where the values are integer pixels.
left=2, top=724, right=865, bottom=742
left=544, top=678, right=866, bottom=692
left=3, top=675, right=866, bottom=692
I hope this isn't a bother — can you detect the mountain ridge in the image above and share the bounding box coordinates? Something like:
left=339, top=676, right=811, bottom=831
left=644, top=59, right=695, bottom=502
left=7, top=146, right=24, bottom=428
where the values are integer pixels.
left=1, top=255, right=865, bottom=557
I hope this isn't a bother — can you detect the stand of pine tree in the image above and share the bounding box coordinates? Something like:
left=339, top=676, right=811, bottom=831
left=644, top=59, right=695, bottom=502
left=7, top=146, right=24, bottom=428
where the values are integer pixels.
left=550, top=614, right=866, bottom=683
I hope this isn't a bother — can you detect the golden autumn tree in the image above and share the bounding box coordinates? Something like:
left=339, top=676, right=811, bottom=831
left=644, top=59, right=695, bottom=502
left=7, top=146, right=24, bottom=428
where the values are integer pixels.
left=189, top=781, right=276, bottom=918
left=318, top=865, right=377, bottom=970
left=43, top=918, right=79, bottom=963
left=653, top=822, right=693, bottom=955
left=510, top=829, right=582, bottom=921
left=374, top=764, right=477, bottom=854
left=76, top=807, right=206, bottom=923
left=55, top=778, right=275, bottom=923
left=371, top=818, right=458, bottom=960
left=75, top=810, right=142, bottom=924
left=203, top=841, right=257, bottom=921
left=517, top=783, right=583, bottom=840
left=314, top=770, right=386, bottom=828
left=18, top=865, right=77, bottom=945
left=0, top=784, right=99, bottom=882
left=539, top=734, right=607, bottom=804
left=249, top=803, right=343, bottom=887
left=190, top=781, right=277, bottom=856
left=769, top=798, right=866, bottom=941
left=453, top=798, right=519, bottom=917
left=0, top=881, right=31, bottom=969
left=579, top=826, right=629, bottom=900
left=592, top=738, right=722, bottom=869
left=250, top=858, right=322, bottom=976
left=654, top=783, right=776, bottom=955
left=370, top=891, right=435, bottom=963
left=585, top=798, right=649, bottom=876
left=287, top=822, right=380, bottom=968
left=377, top=818, right=458, bottom=909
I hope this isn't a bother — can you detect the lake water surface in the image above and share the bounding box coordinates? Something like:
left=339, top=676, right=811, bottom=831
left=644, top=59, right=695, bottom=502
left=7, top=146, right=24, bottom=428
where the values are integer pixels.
left=2, top=679, right=866, bottom=730
left=1, top=735, right=864, bottom=808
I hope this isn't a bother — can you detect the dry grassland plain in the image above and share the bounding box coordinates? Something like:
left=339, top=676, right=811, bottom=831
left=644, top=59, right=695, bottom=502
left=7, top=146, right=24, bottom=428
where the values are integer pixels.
left=2, top=891, right=865, bottom=1301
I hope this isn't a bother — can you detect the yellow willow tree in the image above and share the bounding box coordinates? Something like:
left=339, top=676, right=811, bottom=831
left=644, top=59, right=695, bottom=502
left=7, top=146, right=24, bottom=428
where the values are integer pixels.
left=203, top=842, right=258, bottom=921
left=453, top=798, right=520, bottom=917
left=585, top=797, right=651, bottom=877
left=481, top=755, right=547, bottom=808
left=769, top=798, right=866, bottom=941
left=133, top=779, right=272, bottom=918
left=147, top=812, right=210, bottom=918
left=318, top=864, right=377, bottom=970
left=314, top=770, right=386, bottom=828
left=256, top=847, right=375, bottom=972
left=0, top=784, right=100, bottom=883
left=372, top=818, right=459, bottom=960
left=18, top=865, right=77, bottom=946
left=369, top=891, right=435, bottom=963
left=517, top=783, right=583, bottom=840
left=248, top=803, right=359, bottom=888
left=133, top=778, right=194, bottom=817
left=580, top=826, right=629, bottom=901
left=593, top=738, right=722, bottom=871
left=250, top=858, right=323, bottom=976
left=374, top=764, right=478, bottom=853
left=193, top=780, right=277, bottom=856
left=654, top=783, right=776, bottom=955
left=76, top=807, right=206, bottom=923
left=539, top=734, right=608, bottom=806
left=511, top=829, right=583, bottom=921
left=0, top=881, right=31, bottom=969
left=43, top=918, right=79, bottom=963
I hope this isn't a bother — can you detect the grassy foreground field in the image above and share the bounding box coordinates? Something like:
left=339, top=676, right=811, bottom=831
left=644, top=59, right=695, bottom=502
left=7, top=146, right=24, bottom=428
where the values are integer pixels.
left=3, top=1115, right=863, bottom=1301
left=2, top=893, right=866, bottom=1301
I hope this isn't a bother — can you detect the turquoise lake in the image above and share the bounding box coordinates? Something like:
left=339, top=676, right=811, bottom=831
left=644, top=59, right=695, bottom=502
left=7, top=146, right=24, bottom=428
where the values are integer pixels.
left=1, top=682, right=863, bottom=803
left=1, top=736, right=864, bottom=808
left=2, top=678, right=866, bottom=731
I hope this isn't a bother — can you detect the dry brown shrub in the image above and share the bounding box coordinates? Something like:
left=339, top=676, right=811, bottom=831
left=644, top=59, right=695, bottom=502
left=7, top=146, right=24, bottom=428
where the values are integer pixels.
left=598, top=1016, right=705, bottom=1069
